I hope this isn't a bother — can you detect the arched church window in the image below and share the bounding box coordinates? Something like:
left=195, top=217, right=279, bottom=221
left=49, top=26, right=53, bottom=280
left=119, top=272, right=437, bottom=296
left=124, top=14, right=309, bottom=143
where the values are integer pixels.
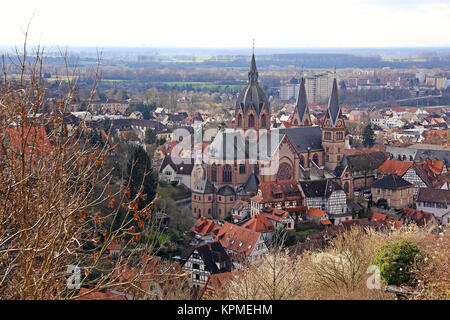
left=304, top=119, right=309, bottom=126
left=211, top=164, right=217, bottom=182
left=344, top=182, right=349, bottom=193
left=261, top=114, right=266, bottom=128
left=277, top=163, right=292, bottom=180
left=299, top=155, right=305, bottom=167
left=237, top=114, right=242, bottom=127
left=223, top=165, right=232, bottom=183
left=249, top=114, right=255, bottom=128
left=312, top=154, right=319, bottom=165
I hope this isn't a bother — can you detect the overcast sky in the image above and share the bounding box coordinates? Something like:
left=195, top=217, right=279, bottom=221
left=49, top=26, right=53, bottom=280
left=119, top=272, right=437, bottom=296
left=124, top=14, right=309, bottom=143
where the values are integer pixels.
left=1, top=0, right=449, bottom=48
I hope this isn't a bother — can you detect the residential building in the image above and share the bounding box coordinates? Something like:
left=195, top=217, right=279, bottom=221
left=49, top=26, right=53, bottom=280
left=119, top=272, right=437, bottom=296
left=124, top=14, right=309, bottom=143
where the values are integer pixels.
left=416, top=188, right=450, bottom=225
left=180, top=242, right=232, bottom=288
left=371, top=174, right=414, bottom=209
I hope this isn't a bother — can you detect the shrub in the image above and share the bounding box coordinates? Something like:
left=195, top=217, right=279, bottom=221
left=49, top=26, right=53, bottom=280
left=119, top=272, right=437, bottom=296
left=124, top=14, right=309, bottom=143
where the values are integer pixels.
left=371, top=240, right=421, bottom=286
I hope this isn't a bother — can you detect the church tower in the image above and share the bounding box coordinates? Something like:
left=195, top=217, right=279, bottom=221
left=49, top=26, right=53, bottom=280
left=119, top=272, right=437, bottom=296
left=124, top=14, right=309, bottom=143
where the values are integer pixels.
left=234, top=53, right=270, bottom=134
left=291, top=77, right=312, bottom=127
left=322, top=78, right=345, bottom=171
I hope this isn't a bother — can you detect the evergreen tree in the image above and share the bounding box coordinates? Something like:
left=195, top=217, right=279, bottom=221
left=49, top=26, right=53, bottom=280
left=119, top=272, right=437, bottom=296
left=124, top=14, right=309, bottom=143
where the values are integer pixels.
left=362, top=124, right=375, bottom=147
left=126, top=146, right=158, bottom=208
left=145, top=128, right=157, bottom=145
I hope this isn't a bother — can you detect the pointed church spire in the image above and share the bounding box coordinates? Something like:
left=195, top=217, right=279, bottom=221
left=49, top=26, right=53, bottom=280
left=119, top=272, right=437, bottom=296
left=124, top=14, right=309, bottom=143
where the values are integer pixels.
left=295, top=77, right=308, bottom=123
left=327, top=77, right=340, bottom=126
left=248, top=46, right=258, bottom=84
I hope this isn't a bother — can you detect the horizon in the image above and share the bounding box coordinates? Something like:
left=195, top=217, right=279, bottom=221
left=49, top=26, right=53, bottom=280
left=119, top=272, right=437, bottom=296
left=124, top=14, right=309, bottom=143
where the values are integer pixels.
left=2, top=0, right=450, bottom=49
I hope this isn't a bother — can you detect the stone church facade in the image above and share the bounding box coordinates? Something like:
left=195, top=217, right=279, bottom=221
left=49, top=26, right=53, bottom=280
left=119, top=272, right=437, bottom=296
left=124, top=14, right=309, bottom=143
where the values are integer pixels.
left=191, top=53, right=352, bottom=221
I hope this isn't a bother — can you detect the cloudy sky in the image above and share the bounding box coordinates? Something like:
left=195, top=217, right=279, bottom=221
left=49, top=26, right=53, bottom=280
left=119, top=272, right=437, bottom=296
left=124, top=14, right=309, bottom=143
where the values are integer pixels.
left=1, top=0, right=449, bottom=48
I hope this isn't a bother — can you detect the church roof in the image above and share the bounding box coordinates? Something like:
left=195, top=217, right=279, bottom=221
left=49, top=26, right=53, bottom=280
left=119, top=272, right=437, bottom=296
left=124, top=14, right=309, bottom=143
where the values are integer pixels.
left=217, top=185, right=236, bottom=196
left=295, top=77, right=308, bottom=123
left=258, top=126, right=323, bottom=159
left=236, top=53, right=270, bottom=116
left=193, top=178, right=215, bottom=194
left=242, top=171, right=260, bottom=194
left=326, top=78, right=341, bottom=127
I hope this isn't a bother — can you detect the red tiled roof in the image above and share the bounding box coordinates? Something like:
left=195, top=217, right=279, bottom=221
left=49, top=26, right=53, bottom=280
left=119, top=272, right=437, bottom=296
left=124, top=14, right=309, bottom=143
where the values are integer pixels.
left=386, top=219, right=403, bottom=229
left=258, top=179, right=302, bottom=203
left=371, top=212, right=387, bottom=222
left=401, top=208, right=434, bottom=227
left=76, top=288, right=125, bottom=300
left=261, top=207, right=291, bottom=222
left=191, top=217, right=220, bottom=235
left=242, top=214, right=274, bottom=233
left=5, top=126, right=53, bottom=155
left=378, top=159, right=414, bottom=176
left=215, top=222, right=261, bottom=257
left=308, top=208, right=326, bottom=218
left=321, top=219, right=332, bottom=225
left=424, top=159, right=445, bottom=175
left=250, top=195, right=264, bottom=203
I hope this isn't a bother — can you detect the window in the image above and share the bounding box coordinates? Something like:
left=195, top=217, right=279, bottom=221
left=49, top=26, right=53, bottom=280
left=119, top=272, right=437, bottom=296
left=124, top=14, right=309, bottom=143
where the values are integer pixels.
left=192, top=263, right=200, bottom=269
left=300, top=155, right=305, bottom=167
left=312, top=154, right=319, bottom=165
left=239, top=163, right=246, bottom=174
left=208, top=196, right=212, bottom=201
left=336, top=132, right=343, bottom=140
left=261, top=114, right=266, bottom=128
left=249, top=114, right=255, bottom=128
left=237, top=114, right=242, bottom=127
left=223, top=165, right=232, bottom=183
left=324, top=132, right=331, bottom=140
left=211, top=164, right=217, bottom=182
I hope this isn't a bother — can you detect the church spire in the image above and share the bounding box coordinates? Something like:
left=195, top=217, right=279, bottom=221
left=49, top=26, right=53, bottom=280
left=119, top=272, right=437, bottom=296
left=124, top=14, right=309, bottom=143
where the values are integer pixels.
left=248, top=52, right=259, bottom=84
left=327, top=77, right=340, bottom=126
left=295, top=77, right=308, bottom=123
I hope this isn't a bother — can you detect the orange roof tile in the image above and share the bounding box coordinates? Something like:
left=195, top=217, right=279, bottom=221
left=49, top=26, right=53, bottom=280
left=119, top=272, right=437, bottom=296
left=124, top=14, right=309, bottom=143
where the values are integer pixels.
left=191, top=217, right=220, bottom=235
left=242, top=214, right=274, bottom=233
left=371, top=212, right=387, bottom=222
left=215, top=222, right=261, bottom=257
left=377, top=159, right=414, bottom=176
left=5, top=126, right=53, bottom=155
left=308, top=208, right=326, bottom=218
left=321, top=219, right=332, bottom=225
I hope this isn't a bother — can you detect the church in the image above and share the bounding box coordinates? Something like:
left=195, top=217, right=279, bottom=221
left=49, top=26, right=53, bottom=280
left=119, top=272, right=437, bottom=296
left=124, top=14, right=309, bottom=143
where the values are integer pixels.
left=191, top=53, right=354, bottom=222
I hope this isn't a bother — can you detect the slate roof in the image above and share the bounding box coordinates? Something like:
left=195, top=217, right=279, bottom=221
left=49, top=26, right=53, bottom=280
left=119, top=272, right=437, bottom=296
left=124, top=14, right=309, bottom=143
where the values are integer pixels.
left=295, top=77, right=308, bottom=123
left=417, top=187, right=450, bottom=204
left=180, top=242, right=232, bottom=274
left=235, top=54, right=270, bottom=117
left=299, top=179, right=343, bottom=198
left=217, top=185, right=236, bottom=196
left=342, top=151, right=388, bottom=172
left=193, top=178, right=215, bottom=194
left=240, top=171, right=260, bottom=194
left=326, top=78, right=341, bottom=126
left=371, top=174, right=413, bottom=190
left=159, top=155, right=194, bottom=175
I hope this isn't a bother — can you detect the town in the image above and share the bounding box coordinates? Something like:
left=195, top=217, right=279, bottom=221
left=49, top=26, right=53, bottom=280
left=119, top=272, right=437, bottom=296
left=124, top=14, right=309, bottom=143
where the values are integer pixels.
left=2, top=44, right=449, bottom=301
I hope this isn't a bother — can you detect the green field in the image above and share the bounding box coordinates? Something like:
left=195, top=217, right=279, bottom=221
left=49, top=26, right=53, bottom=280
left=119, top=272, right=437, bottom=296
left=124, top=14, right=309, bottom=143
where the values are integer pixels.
left=163, top=81, right=245, bottom=90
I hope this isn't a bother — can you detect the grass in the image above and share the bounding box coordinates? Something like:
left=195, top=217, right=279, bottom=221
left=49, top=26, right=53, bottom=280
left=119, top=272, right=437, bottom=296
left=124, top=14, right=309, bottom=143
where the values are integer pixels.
left=162, top=81, right=245, bottom=90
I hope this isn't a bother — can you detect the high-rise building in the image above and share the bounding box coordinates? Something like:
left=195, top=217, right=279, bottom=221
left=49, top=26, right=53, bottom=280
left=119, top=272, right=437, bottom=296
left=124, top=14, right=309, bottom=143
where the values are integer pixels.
left=305, top=72, right=336, bottom=104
